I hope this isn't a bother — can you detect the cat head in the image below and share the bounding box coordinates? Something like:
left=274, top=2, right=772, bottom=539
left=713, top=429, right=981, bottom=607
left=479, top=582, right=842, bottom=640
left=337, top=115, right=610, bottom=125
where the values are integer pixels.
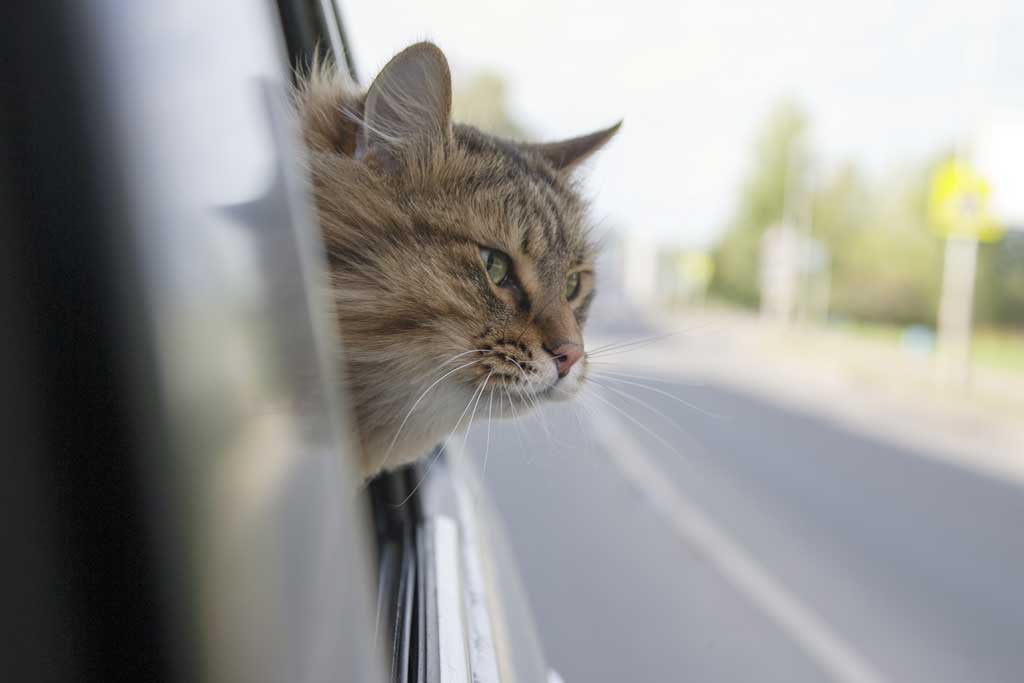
left=299, top=42, right=618, bottom=475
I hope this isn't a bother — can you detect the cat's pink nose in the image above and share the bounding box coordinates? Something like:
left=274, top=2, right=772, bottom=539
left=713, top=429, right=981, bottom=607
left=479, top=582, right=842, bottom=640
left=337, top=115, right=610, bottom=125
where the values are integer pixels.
left=550, top=343, right=583, bottom=378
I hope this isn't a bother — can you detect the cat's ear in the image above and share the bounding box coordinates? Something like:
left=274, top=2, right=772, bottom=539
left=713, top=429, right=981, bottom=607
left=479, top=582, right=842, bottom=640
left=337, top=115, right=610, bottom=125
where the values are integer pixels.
left=355, top=42, right=452, bottom=172
left=523, top=121, right=621, bottom=172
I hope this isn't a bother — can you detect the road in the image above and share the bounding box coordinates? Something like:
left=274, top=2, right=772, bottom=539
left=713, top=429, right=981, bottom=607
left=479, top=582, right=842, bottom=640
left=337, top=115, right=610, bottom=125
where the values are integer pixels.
left=467, top=298, right=1024, bottom=682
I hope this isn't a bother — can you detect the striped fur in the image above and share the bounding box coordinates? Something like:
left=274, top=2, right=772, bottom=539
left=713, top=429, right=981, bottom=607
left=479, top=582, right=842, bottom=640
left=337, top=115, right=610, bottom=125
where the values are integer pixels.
left=296, top=43, right=618, bottom=478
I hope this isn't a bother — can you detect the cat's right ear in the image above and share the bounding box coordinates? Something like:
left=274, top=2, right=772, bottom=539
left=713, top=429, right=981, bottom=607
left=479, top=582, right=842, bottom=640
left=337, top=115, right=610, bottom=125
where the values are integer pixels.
left=522, top=121, right=622, bottom=172
left=355, top=42, right=453, bottom=173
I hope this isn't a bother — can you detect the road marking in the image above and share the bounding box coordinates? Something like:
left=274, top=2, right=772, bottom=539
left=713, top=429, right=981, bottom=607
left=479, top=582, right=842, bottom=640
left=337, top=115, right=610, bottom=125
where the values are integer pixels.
left=586, top=399, right=888, bottom=683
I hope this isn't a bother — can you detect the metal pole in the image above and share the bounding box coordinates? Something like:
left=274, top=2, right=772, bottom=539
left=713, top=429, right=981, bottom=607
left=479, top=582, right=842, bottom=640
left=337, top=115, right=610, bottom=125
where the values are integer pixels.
left=936, top=236, right=978, bottom=385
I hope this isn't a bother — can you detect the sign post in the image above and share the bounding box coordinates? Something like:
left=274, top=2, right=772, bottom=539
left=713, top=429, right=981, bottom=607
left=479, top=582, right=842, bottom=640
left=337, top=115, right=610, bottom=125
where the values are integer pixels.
left=928, top=161, right=1003, bottom=385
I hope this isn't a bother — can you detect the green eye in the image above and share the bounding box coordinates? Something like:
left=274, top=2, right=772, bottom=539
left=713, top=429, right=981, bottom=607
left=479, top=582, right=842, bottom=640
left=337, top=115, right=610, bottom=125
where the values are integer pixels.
left=480, top=247, right=510, bottom=286
left=564, top=271, right=581, bottom=300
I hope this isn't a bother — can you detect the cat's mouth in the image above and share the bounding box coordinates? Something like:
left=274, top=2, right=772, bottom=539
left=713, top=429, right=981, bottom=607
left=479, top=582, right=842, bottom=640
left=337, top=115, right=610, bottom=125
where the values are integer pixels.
left=508, top=369, right=584, bottom=402
left=544, top=374, right=585, bottom=402
left=471, top=343, right=585, bottom=406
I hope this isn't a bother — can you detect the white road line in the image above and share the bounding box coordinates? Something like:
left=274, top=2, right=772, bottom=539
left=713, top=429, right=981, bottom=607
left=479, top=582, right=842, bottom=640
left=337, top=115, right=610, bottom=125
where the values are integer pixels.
left=586, top=399, right=888, bottom=683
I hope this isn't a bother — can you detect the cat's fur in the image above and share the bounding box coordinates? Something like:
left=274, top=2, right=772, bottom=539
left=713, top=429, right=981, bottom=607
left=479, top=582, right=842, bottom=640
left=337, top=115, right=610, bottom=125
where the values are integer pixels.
left=295, top=43, right=618, bottom=479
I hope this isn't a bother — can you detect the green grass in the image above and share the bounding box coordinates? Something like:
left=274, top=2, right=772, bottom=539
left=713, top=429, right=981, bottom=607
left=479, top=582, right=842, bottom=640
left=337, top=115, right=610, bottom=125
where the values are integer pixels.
left=828, top=319, right=1024, bottom=375
left=973, top=329, right=1024, bottom=374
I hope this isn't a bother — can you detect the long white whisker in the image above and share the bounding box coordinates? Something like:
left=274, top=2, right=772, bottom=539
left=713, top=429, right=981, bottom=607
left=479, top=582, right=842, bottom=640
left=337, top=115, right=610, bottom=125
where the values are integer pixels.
left=586, top=376, right=691, bottom=437
left=588, top=322, right=720, bottom=356
left=483, top=385, right=495, bottom=479
left=459, top=371, right=493, bottom=453
left=534, top=382, right=588, bottom=452
left=566, top=388, right=590, bottom=453
left=590, top=374, right=723, bottom=419
left=582, top=382, right=681, bottom=456
left=502, top=383, right=532, bottom=462
left=380, top=358, right=482, bottom=470
left=505, top=358, right=551, bottom=437
left=394, top=372, right=491, bottom=507
left=545, top=381, right=592, bottom=454
left=589, top=366, right=705, bottom=388
left=502, top=383, right=518, bottom=422
left=578, top=392, right=602, bottom=455
left=586, top=330, right=689, bottom=357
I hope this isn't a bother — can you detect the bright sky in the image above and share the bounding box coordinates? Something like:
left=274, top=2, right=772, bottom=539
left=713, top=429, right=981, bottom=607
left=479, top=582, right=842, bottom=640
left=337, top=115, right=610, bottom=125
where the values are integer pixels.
left=342, top=0, right=1023, bottom=247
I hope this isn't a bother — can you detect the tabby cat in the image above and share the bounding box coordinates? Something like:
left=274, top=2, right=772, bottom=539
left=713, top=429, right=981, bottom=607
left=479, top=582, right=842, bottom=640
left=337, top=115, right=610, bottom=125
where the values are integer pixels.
left=296, top=42, right=618, bottom=479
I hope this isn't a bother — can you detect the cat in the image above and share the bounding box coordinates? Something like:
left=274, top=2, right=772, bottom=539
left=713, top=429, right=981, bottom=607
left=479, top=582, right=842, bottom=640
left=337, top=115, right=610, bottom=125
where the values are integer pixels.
left=295, top=42, right=618, bottom=480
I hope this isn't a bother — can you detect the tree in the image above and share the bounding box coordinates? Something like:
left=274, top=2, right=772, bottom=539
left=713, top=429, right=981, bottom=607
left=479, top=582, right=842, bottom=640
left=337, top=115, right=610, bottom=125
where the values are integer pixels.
left=817, top=162, right=943, bottom=325
left=711, top=101, right=810, bottom=306
left=975, top=232, right=1024, bottom=328
left=451, top=72, right=526, bottom=139
left=712, top=102, right=1021, bottom=329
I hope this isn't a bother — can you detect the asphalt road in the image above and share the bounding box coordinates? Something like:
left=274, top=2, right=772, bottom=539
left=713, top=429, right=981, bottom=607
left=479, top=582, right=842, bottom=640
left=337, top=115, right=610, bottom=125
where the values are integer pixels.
left=468, top=300, right=1024, bottom=682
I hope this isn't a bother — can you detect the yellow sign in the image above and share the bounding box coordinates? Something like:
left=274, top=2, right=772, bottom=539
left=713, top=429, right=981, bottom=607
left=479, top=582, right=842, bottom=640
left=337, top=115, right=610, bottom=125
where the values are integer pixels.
left=679, top=251, right=714, bottom=285
left=928, top=161, right=1003, bottom=242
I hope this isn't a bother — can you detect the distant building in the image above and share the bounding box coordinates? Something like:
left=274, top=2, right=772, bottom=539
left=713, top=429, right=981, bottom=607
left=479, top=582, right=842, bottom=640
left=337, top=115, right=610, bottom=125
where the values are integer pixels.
left=975, top=108, right=1024, bottom=232
left=759, top=222, right=829, bottom=323
left=621, top=233, right=658, bottom=306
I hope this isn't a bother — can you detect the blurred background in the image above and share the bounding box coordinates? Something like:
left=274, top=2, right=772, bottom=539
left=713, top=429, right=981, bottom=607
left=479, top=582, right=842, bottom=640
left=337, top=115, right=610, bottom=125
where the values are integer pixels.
left=343, top=1, right=1024, bottom=681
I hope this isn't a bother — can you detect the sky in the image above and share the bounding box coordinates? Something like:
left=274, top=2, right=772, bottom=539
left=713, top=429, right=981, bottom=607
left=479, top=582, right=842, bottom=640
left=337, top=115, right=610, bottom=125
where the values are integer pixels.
left=341, top=0, right=1024, bottom=247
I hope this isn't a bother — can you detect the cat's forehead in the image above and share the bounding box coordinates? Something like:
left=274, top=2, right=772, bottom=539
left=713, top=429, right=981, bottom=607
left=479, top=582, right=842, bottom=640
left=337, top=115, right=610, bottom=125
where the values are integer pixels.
left=448, top=125, right=595, bottom=269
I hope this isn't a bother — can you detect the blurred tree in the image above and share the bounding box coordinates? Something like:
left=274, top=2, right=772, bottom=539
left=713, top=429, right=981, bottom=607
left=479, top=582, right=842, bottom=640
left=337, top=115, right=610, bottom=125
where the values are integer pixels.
left=817, top=162, right=944, bottom=325
left=811, top=163, right=870, bottom=249
left=451, top=72, right=526, bottom=139
left=710, top=101, right=810, bottom=306
left=975, top=232, right=1024, bottom=327
left=711, top=101, right=1023, bottom=329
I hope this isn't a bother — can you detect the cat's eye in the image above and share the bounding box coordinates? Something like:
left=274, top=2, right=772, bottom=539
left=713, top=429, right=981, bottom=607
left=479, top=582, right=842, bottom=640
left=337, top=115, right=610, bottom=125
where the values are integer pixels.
left=480, top=247, right=510, bottom=286
left=564, top=271, right=581, bottom=300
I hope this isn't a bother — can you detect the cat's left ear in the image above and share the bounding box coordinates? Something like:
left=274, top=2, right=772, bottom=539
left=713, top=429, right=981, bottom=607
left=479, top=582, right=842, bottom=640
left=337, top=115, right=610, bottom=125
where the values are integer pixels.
left=522, top=121, right=621, bottom=172
left=356, top=42, right=453, bottom=172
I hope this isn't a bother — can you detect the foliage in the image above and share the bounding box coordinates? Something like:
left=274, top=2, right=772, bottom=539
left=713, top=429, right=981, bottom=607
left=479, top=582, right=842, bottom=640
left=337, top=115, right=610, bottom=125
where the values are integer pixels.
left=710, top=101, right=810, bottom=306
left=451, top=72, right=526, bottom=139
left=712, top=101, right=1024, bottom=328
left=814, top=163, right=943, bottom=326
left=976, top=232, right=1024, bottom=327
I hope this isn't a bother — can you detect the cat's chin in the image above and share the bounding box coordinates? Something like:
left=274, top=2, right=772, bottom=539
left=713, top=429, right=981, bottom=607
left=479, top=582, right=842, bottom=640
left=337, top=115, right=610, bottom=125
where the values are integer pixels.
left=541, top=373, right=585, bottom=402
left=357, top=366, right=587, bottom=479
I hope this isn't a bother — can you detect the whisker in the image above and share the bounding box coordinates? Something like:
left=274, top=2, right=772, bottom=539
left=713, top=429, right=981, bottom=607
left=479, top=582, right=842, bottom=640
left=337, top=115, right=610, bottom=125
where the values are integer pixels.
left=588, top=366, right=705, bottom=388
left=502, top=382, right=534, bottom=463
left=586, top=330, right=685, bottom=356
left=582, top=382, right=681, bottom=456
left=566, top=388, right=591, bottom=454
left=548, top=381, right=590, bottom=449
left=569, top=390, right=603, bottom=456
left=473, top=384, right=498, bottom=511
left=459, top=371, right=493, bottom=454
left=482, top=385, right=495, bottom=479
left=537, top=382, right=592, bottom=452
left=505, top=358, right=551, bottom=437
left=394, top=371, right=492, bottom=507
left=589, top=374, right=723, bottom=419
left=586, top=376, right=691, bottom=437
left=586, top=323, right=718, bottom=359
left=379, top=358, right=483, bottom=471
left=501, top=383, right=518, bottom=421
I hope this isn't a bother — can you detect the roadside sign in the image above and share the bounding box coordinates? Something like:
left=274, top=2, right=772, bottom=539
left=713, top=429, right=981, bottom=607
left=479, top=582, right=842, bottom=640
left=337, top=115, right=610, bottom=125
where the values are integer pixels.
left=927, top=160, right=1000, bottom=385
left=928, top=160, right=1003, bottom=242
